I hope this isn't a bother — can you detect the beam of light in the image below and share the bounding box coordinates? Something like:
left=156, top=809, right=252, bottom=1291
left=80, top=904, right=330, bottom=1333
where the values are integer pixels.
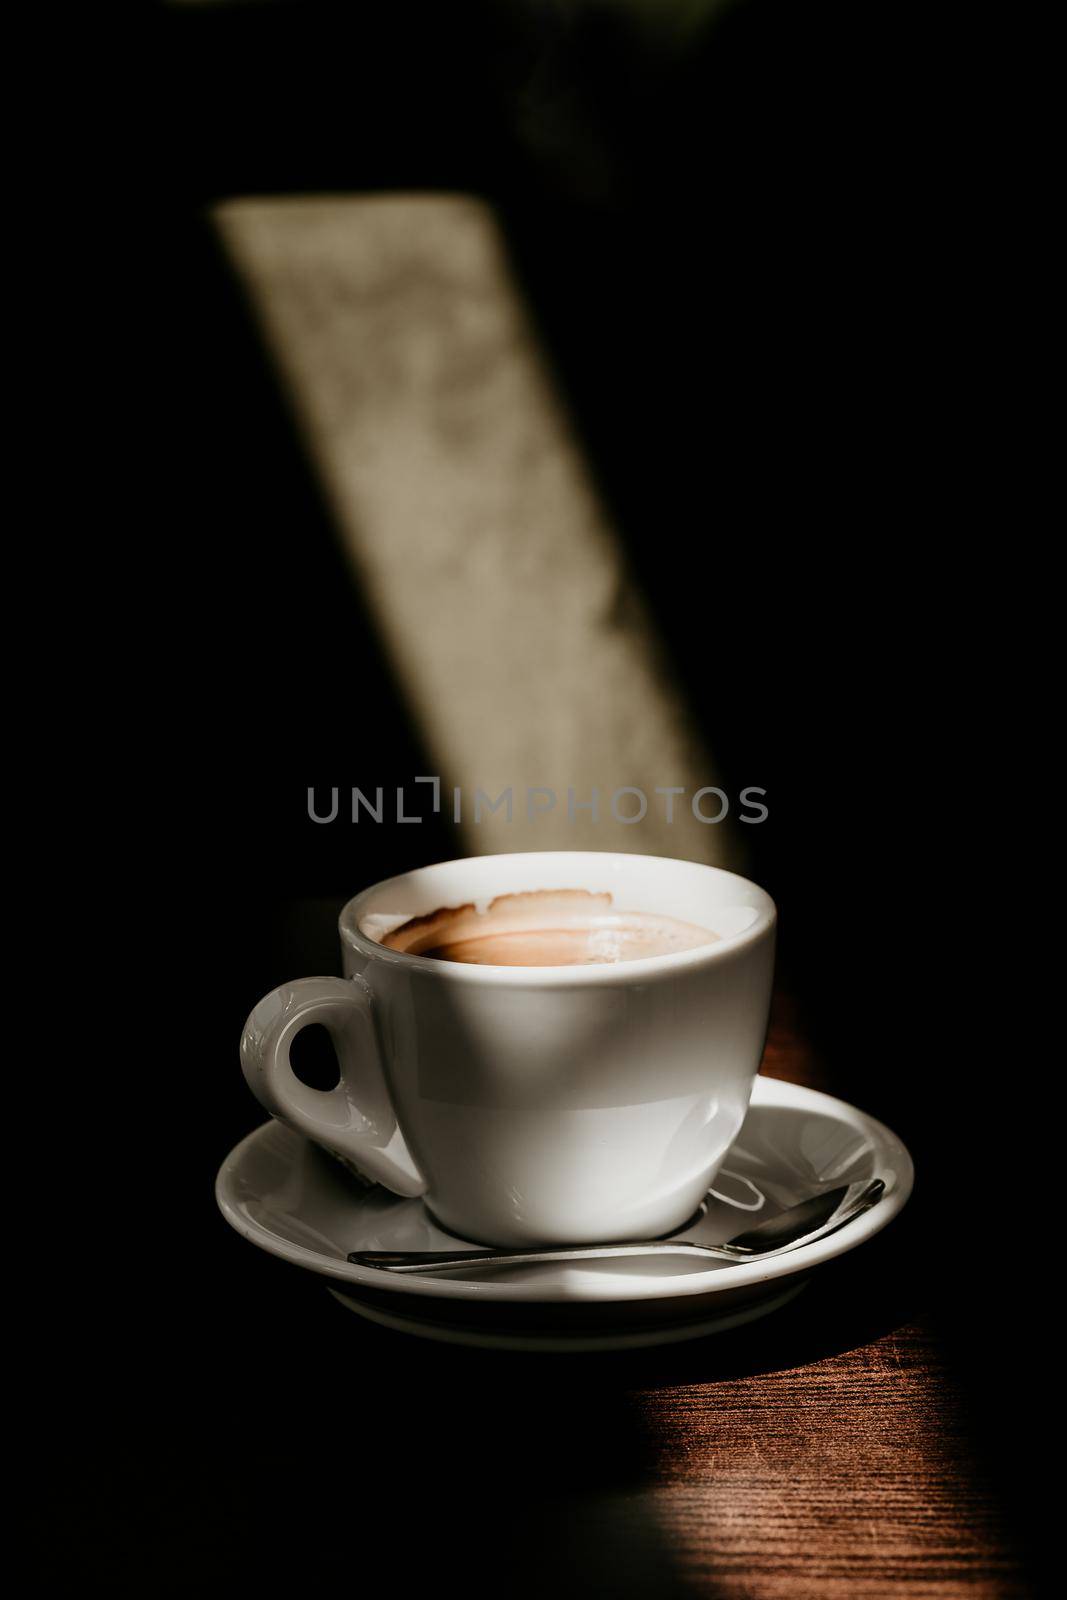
left=215, top=194, right=741, bottom=867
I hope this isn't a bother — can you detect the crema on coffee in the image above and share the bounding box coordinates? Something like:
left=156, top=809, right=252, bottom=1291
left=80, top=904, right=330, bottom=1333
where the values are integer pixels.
left=380, top=889, right=718, bottom=966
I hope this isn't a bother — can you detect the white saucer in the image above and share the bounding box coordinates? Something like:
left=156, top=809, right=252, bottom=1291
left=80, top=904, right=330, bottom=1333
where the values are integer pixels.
left=216, top=1076, right=913, bottom=1350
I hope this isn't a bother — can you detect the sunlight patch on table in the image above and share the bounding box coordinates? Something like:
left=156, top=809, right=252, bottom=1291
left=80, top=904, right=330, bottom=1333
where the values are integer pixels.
left=214, top=194, right=739, bottom=866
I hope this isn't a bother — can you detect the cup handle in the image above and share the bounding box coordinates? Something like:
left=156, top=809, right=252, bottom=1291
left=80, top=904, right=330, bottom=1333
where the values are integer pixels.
left=240, top=976, right=427, bottom=1197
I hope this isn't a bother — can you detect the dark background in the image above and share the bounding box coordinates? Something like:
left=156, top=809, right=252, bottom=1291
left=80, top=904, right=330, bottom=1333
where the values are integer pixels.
left=53, top=2, right=1044, bottom=1593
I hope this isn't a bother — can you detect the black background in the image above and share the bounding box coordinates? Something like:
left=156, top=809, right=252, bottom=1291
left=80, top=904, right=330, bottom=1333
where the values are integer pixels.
left=50, top=2, right=1045, bottom=1593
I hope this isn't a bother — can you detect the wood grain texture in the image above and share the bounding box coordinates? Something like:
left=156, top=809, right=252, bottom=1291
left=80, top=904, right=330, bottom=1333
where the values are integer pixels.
left=605, top=999, right=1029, bottom=1599
left=629, top=1322, right=1022, bottom=1599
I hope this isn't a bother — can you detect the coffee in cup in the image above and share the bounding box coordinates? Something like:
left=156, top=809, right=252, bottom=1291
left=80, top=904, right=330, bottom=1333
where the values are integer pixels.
left=381, top=889, right=718, bottom=966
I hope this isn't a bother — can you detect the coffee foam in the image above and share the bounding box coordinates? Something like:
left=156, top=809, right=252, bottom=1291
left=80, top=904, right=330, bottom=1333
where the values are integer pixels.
left=378, top=889, right=718, bottom=966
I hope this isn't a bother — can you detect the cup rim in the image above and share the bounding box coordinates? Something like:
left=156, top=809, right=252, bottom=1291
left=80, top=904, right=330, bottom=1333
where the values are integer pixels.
left=338, top=851, right=776, bottom=985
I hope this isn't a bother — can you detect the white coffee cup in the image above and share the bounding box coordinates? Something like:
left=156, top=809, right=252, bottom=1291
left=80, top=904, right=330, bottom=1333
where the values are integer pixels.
left=240, top=851, right=776, bottom=1247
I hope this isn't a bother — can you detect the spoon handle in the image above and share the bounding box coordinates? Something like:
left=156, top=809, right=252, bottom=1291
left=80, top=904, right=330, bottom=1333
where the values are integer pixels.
left=351, top=1239, right=743, bottom=1274
left=349, top=1179, right=884, bottom=1275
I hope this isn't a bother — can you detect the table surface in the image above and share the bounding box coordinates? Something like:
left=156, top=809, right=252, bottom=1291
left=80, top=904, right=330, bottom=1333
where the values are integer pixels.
left=605, top=1003, right=1025, bottom=1600
left=72, top=997, right=1035, bottom=1599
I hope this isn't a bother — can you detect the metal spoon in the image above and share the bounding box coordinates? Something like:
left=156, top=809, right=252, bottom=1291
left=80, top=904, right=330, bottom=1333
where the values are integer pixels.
left=348, top=1177, right=885, bottom=1275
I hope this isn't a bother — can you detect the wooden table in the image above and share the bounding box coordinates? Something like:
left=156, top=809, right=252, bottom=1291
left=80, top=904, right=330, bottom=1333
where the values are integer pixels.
left=601, top=1001, right=1027, bottom=1599
left=71, top=997, right=1035, bottom=1598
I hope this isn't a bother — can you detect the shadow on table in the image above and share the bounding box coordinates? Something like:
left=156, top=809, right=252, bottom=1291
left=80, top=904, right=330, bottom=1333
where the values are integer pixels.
left=362, top=1193, right=926, bottom=1390
left=73, top=1176, right=1042, bottom=1598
